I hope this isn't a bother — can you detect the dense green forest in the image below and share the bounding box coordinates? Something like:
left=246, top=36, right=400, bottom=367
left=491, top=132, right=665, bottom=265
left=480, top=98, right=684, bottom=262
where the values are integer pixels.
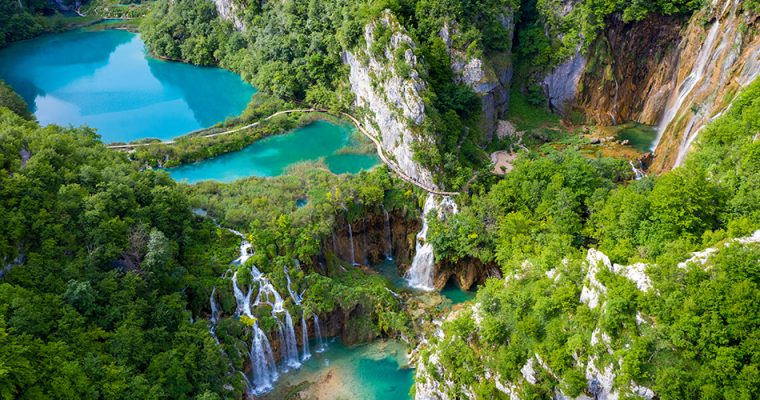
left=419, top=78, right=760, bottom=399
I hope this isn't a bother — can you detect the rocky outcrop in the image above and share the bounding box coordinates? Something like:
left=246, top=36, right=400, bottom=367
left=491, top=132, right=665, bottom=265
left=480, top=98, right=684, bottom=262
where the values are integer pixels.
left=439, top=13, right=515, bottom=140
left=543, top=51, right=587, bottom=115
left=648, top=0, right=760, bottom=171
left=328, top=209, right=420, bottom=268
left=344, top=11, right=436, bottom=188
left=212, top=0, right=246, bottom=31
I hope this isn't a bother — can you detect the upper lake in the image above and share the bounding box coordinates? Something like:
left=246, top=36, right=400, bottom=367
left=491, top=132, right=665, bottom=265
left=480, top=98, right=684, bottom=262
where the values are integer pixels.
left=0, top=29, right=255, bottom=143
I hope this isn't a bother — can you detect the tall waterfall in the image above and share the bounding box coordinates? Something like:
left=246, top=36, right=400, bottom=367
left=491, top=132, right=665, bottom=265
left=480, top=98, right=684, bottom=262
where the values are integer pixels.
left=250, top=322, right=278, bottom=395
left=314, top=314, right=326, bottom=352
left=301, top=314, right=311, bottom=361
left=382, top=205, right=393, bottom=259
left=406, top=194, right=438, bottom=290
left=283, top=312, right=301, bottom=368
left=653, top=21, right=720, bottom=151
left=348, top=223, right=357, bottom=265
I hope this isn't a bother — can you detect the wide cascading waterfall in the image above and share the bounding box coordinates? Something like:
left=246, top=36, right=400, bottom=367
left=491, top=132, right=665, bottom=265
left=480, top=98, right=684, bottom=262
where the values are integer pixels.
left=406, top=194, right=438, bottom=290
left=283, top=311, right=301, bottom=368
left=301, top=314, right=311, bottom=361
left=382, top=205, right=393, bottom=259
left=313, top=314, right=325, bottom=352
left=348, top=223, right=357, bottom=265
left=251, top=322, right=278, bottom=395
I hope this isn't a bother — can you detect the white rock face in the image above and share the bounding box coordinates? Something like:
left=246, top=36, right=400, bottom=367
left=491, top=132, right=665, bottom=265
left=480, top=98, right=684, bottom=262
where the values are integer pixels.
left=345, top=12, right=436, bottom=188
left=213, top=0, right=245, bottom=31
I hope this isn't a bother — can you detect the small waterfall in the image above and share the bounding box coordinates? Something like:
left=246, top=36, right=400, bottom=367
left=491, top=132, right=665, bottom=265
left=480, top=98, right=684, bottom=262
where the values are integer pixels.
left=275, top=318, right=288, bottom=367
left=348, top=223, right=357, bottom=265
left=331, top=230, right=337, bottom=253
left=629, top=160, right=645, bottom=180
left=209, top=288, right=221, bottom=345
left=250, top=322, right=278, bottom=395
left=283, top=311, right=301, bottom=368
left=284, top=264, right=303, bottom=305
left=406, top=194, right=439, bottom=290
left=314, top=314, right=325, bottom=352
left=382, top=205, right=393, bottom=259
left=301, top=314, right=311, bottom=361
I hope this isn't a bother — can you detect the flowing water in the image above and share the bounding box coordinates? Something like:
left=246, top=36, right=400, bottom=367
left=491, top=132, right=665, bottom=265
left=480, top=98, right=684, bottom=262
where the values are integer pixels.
left=168, top=121, right=380, bottom=183
left=0, top=29, right=254, bottom=143
left=261, top=339, right=413, bottom=400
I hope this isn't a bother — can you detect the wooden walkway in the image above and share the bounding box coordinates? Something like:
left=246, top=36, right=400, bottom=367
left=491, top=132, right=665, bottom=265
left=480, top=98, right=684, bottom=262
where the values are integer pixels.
left=109, top=109, right=458, bottom=196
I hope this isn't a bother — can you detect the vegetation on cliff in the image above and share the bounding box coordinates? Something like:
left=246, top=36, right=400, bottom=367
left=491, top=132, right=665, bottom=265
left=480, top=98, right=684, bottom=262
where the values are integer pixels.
left=419, top=79, right=760, bottom=398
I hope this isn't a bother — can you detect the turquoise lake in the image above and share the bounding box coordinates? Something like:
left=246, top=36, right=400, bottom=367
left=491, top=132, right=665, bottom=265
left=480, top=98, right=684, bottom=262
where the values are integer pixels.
left=262, top=339, right=413, bottom=400
left=168, top=120, right=380, bottom=183
left=0, top=29, right=255, bottom=143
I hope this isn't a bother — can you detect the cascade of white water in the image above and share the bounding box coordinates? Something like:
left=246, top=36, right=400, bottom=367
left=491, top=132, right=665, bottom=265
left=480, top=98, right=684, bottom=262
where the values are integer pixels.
left=231, top=270, right=253, bottom=318
left=284, top=264, right=303, bottom=305
left=301, top=314, right=311, bottom=361
left=629, top=160, right=645, bottom=180
left=652, top=21, right=721, bottom=151
left=313, top=314, right=325, bottom=352
left=348, top=223, right=357, bottom=265
left=208, top=288, right=221, bottom=345
left=406, top=194, right=439, bottom=290
left=382, top=205, right=393, bottom=259
left=283, top=311, right=301, bottom=368
left=275, top=318, right=288, bottom=368
left=250, top=322, right=278, bottom=395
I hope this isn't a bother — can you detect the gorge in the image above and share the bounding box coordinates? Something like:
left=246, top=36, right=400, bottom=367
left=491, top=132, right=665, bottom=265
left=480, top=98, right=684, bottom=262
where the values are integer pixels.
left=0, top=0, right=758, bottom=399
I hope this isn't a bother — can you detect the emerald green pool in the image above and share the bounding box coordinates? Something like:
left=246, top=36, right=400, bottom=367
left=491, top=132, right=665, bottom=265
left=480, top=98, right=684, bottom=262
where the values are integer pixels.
left=168, top=120, right=379, bottom=183
left=262, top=339, right=413, bottom=400
left=0, top=29, right=255, bottom=143
left=616, top=123, right=658, bottom=152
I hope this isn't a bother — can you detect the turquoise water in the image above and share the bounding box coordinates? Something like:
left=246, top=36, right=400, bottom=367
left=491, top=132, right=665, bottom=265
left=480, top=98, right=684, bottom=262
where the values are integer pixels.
left=0, top=29, right=255, bottom=143
left=168, top=120, right=379, bottom=183
left=264, top=339, right=413, bottom=400
left=616, top=123, right=658, bottom=152
left=441, top=280, right=476, bottom=304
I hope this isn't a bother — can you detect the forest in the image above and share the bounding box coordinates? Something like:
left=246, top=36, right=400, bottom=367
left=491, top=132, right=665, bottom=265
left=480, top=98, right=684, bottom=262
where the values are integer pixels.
left=1, top=0, right=759, bottom=398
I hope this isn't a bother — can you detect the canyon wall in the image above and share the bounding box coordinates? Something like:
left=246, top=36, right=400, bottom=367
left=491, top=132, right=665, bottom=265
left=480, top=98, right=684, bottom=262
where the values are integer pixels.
left=544, top=0, right=759, bottom=172
left=344, top=11, right=437, bottom=188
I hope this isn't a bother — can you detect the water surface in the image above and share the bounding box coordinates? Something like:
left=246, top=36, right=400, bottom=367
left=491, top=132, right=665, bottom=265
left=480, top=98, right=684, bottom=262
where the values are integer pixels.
left=0, top=29, right=255, bottom=143
left=263, top=339, right=413, bottom=400
left=616, top=123, right=658, bottom=152
left=168, top=120, right=379, bottom=183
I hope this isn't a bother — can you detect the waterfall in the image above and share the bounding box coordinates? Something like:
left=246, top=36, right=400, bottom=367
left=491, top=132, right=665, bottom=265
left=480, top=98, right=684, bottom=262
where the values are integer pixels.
left=275, top=318, right=288, bottom=367
left=382, top=205, right=393, bottom=259
left=301, top=314, right=311, bottom=361
left=314, top=314, right=325, bottom=352
left=629, top=160, right=645, bottom=180
left=348, top=223, right=357, bottom=265
left=407, top=195, right=459, bottom=290
left=331, top=230, right=337, bottom=253
left=250, top=322, right=278, bottom=395
left=652, top=21, right=721, bottom=151
left=284, top=264, right=303, bottom=305
left=209, top=288, right=221, bottom=345
left=406, top=194, right=439, bottom=290
left=283, top=311, right=301, bottom=368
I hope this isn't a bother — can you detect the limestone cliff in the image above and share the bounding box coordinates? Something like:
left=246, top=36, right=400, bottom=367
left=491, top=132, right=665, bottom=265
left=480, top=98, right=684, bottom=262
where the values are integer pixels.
left=212, top=0, right=246, bottom=31
left=344, top=11, right=437, bottom=188
left=543, top=0, right=759, bottom=172
left=439, top=12, right=515, bottom=140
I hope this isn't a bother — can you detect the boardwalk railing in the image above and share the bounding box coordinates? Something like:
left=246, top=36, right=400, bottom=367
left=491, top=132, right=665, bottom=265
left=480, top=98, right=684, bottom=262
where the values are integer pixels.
left=109, top=109, right=459, bottom=196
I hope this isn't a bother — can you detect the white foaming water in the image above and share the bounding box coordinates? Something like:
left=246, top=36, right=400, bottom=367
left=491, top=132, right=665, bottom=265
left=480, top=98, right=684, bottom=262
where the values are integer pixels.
left=406, top=194, right=458, bottom=290
left=653, top=21, right=720, bottom=151
left=629, top=160, right=645, bottom=180
left=314, top=314, right=326, bottom=352
left=301, top=313, right=311, bottom=361
left=250, top=322, right=278, bottom=395
left=348, top=223, right=357, bottom=265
